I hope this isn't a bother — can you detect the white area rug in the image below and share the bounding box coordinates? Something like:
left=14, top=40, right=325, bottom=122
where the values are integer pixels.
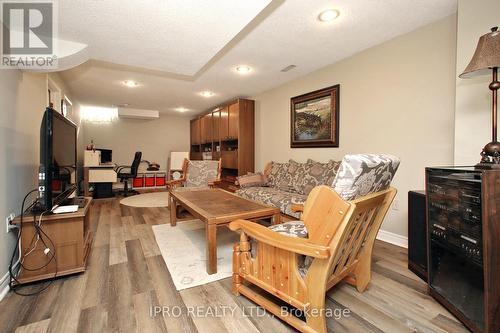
left=152, top=220, right=239, bottom=290
left=120, top=192, right=169, bottom=207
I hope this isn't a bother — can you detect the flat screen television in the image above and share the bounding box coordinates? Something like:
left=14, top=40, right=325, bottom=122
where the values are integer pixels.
left=39, top=107, right=78, bottom=211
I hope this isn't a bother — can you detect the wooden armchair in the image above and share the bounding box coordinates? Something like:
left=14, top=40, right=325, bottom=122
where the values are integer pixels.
left=166, top=158, right=222, bottom=205
left=229, top=154, right=400, bottom=333
left=165, top=158, right=222, bottom=189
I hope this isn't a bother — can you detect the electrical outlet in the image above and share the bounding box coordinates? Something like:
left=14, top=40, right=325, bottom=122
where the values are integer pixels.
left=6, top=213, right=16, bottom=233
left=392, top=200, right=400, bottom=211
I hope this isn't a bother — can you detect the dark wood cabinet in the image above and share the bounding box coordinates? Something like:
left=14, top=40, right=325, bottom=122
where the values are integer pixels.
left=212, top=110, right=220, bottom=143
left=200, top=114, right=212, bottom=143
left=219, top=106, right=229, bottom=141
left=426, top=167, right=500, bottom=333
left=190, top=118, right=200, bottom=145
left=228, top=102, right=239, bottom=140
left=189, top=99, right=254, bottom=181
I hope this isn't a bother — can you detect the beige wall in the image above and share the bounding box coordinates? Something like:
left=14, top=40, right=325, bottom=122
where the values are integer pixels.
left=83, top=115, right=190, bottom=170
left=0, top=71, right=48, bottom=286
left=253, top=15, right=457, bottom=237
left=454, top=0, right=500, bottom=164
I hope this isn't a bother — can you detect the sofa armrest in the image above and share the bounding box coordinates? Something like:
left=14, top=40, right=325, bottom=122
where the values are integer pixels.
left=229, top=219, right=329, bottom=259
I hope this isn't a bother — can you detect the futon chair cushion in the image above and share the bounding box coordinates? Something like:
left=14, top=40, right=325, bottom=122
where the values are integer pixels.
left=236, top=186, right=307, bottom=218
left=268, top=220, right=308, bottom=238
left=267, top=221, right=312, bottom=277
left=185, top=160, right=219, bottom=187
left=332, top=154, right=400, bottom=201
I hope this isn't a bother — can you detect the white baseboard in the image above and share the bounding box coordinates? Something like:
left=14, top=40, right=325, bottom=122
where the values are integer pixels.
left=0, top=271, right=10, bottom=302
left=376, top=229, right=408, bottom=249
left=0, top=260, right=19, bottom=302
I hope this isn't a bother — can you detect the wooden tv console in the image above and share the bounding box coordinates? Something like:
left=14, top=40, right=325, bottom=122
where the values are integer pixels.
left=12, top=198, right=93, bottom=284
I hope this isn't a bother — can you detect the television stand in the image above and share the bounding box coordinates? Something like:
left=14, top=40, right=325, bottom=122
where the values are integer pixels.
left=12, top=197, right=93, bottom=285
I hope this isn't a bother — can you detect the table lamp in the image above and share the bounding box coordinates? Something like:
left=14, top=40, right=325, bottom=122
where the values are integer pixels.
left=459, top=27, right=500, bottom=168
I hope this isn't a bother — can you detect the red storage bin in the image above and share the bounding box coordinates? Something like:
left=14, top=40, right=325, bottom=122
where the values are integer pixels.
left=145, top=174, right=155, bottom=187
left=133, top=175, right=144, bottom=188
left=155, top=173, right=166, bottom=186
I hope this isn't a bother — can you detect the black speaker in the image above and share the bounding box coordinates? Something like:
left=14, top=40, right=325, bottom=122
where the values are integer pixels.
left=408, top=190, right=427, bottom=282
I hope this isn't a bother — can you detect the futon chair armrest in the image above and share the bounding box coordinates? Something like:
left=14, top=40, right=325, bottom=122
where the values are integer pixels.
left=229, top=219, right=330, bottom=259
left=290, top=204, right=304, bottom=213
left=165, top=179, right=184, bottom=189
left=208, top=179, right=222, bottom=187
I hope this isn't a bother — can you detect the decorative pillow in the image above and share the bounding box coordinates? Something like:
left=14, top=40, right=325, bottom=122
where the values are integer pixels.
left=332, top=154, right=400, bottom=201
left=293, top=159, right=341, bottom=195
left=266, top=161, right=291, bottom=191
left=236, top=172, right=268, bottom=188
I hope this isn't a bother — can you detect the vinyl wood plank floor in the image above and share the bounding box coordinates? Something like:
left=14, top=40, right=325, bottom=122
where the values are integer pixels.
left=0, top=197, right=471, bottom=333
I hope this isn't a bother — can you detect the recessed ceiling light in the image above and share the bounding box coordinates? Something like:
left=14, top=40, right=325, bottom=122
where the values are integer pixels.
left=200, top=91, right=215, bottom=97
left=235, top=65, right=252, bottom=74
left=176, top=107, right=188, bottom=112
left=318, top=9, right=340, bottom=22
left=123, top=80, right=138, bottom=88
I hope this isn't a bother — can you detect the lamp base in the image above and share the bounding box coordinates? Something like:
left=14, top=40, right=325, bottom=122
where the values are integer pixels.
left=477, top=141, right=500, bottom=167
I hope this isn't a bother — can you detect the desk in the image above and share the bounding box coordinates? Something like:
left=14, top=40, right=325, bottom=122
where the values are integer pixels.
left=83, top=165, right=117, bottom=197
left=12, top=198, right=93, bottom=284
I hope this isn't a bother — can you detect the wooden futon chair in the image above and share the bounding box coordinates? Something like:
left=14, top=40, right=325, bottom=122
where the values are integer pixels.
left=229, top=154, right=400, bottom=333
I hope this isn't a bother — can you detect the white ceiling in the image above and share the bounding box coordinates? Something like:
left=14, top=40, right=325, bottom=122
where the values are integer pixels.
left=58, top=0, right=458, bottom=116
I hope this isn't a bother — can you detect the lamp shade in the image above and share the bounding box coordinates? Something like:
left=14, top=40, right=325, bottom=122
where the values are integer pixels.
left=460, top=27, right=500, bottom=78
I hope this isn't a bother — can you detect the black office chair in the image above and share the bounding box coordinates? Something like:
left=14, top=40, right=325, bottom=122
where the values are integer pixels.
left=116, top=152, right=142, bottom=197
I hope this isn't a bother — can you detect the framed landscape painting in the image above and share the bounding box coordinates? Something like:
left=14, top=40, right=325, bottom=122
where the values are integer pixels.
left=290, top=84, right=339, bottom=148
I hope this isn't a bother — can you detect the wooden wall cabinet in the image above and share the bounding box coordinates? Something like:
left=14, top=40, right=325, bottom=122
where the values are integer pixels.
left=200, top=114, right=213, bottom=144
left=212, top=110, right=220, bottom=142
left=189, top=99, right=255, bottom=190
left=228, top=102, right=239, bottom=140
left=219, top=106, right=229, bottom=141
left=190, top=118, right=201, bottom=145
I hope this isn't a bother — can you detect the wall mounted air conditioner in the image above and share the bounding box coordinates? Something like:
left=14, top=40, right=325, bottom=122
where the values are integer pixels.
left=118, top=108, right=159, bottom=120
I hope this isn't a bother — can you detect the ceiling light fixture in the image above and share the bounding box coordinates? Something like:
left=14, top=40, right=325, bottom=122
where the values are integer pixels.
left=176, top=107, right=188, bottom=113
left=318, top=9, right=340, bottom=22
left=200, top=91, right=215, bottom=97
left=123, top=80, right=138, bottom=88
left=235, top=65, right=252, bottom=74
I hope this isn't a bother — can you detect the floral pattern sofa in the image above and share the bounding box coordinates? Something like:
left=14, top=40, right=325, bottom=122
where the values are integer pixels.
left=262, top=154, right=400, bottom=276
left=236, top=159, right=341, bottom=218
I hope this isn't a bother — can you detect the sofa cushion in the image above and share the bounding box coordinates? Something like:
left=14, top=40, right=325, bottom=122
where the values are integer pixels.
left=292, top=159, right=341, bottom=195
left=332, top=154, right=400, bottom=201
left=236, top=186, right=306, bottom=218
left=266, top=161, right=295, bottom=192
left=236, top=172, right=268, bottom=188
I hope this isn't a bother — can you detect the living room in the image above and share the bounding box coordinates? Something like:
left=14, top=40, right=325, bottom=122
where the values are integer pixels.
left=0, top=1, right=499, bottom=332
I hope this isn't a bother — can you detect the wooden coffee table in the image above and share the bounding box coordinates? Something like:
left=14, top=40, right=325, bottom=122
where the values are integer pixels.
left=169, top=188, right=281, bottom=274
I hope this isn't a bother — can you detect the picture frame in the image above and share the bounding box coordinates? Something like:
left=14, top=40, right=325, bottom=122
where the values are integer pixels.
left=290, top=84, right=340, bottom=148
